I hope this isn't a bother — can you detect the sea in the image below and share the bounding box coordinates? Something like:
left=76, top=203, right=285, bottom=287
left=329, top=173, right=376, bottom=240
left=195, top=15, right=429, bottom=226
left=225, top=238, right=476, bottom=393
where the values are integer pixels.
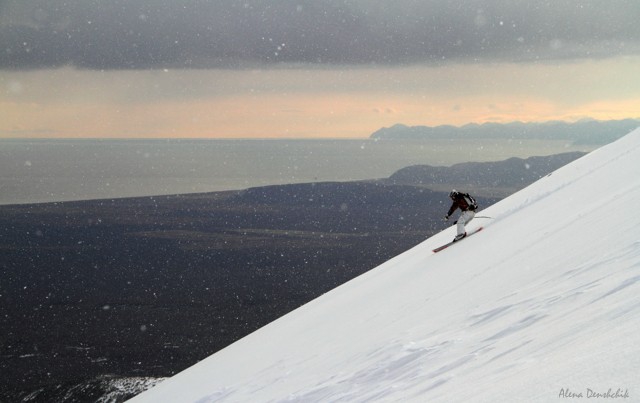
left=0, top=138, right=595, bottom=205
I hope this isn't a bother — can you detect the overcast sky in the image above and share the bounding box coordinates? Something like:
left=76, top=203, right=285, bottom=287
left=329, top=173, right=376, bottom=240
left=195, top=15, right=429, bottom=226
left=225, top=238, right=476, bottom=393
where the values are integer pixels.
left=2, top=0, right=639, bottom=138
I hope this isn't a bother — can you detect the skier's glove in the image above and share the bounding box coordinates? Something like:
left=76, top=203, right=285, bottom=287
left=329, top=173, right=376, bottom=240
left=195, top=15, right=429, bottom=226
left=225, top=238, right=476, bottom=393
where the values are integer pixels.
left=444, top=215, right=450, bottom=221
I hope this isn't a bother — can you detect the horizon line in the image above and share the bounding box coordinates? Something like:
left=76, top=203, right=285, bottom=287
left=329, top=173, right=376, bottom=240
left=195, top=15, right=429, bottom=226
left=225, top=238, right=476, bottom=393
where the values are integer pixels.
left=2, top=117, right=638, bottom=141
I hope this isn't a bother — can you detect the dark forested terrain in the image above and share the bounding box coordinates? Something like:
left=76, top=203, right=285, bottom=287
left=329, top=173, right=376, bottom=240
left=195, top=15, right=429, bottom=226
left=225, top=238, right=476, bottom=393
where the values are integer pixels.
left=0, top=152, right=583, bottom=402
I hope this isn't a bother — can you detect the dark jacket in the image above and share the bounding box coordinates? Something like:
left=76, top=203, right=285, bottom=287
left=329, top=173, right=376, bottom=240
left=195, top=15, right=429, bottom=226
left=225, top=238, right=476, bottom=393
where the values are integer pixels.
left=447, top=193, right=477, bottom=216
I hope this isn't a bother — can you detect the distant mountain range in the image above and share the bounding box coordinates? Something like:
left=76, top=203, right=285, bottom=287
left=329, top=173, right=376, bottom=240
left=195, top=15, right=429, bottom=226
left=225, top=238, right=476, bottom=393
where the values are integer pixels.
left=370, top=119, right=639, bottom=145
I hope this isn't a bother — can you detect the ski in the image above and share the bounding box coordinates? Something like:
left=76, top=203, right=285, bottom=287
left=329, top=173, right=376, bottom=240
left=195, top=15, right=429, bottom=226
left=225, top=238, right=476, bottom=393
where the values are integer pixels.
left=433, top=226, right=484, bottom=253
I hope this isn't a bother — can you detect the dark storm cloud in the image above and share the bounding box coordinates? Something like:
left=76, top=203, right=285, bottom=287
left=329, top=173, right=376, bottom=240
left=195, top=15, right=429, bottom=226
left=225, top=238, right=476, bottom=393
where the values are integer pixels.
left=1, top=0, right=639, bottom=70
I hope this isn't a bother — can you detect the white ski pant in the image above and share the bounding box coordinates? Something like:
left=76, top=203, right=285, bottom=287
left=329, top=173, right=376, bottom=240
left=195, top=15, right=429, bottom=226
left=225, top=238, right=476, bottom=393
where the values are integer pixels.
left=457, top=210, right=475, bottom=235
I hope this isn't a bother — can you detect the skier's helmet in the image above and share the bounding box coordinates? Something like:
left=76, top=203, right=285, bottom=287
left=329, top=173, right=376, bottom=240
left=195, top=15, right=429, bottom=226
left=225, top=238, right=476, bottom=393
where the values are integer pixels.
left=449, top=190, right=459, bottom=199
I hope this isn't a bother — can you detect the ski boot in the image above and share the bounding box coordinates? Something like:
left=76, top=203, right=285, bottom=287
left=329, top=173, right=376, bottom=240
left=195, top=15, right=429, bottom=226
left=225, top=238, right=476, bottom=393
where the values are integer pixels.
left=453, top=232, right=467, bottom=242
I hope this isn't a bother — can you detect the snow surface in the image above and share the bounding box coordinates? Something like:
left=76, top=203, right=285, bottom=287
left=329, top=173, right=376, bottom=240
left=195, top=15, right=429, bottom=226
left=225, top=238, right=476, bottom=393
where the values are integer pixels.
left=131, top=128, right=640, bottom=403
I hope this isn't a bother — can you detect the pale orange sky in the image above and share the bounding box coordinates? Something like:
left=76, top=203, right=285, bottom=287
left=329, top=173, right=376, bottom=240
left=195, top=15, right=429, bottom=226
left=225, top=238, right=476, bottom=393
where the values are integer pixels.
left=2, top=56, right=639, bottom=138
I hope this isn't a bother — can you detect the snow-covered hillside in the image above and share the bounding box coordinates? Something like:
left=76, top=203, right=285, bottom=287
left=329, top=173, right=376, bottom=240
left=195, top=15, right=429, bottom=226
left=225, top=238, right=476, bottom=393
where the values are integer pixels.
left=131, top=128, right=640, bottom=403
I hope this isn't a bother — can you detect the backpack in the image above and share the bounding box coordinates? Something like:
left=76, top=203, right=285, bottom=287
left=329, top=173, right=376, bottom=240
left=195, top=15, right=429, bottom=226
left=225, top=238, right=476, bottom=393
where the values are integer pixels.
left=463, top=193, right=478, bottom=210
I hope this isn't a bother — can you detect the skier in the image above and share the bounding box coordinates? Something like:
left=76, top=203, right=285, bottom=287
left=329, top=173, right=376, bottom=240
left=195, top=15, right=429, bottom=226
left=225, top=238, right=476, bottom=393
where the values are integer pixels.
left=444, top=190, right=478, bottom=241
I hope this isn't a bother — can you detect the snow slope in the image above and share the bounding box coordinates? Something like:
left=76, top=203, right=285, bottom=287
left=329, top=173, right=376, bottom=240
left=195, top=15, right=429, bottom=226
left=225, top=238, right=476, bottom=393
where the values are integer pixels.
left=131, top=128, right=640, bottom=403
